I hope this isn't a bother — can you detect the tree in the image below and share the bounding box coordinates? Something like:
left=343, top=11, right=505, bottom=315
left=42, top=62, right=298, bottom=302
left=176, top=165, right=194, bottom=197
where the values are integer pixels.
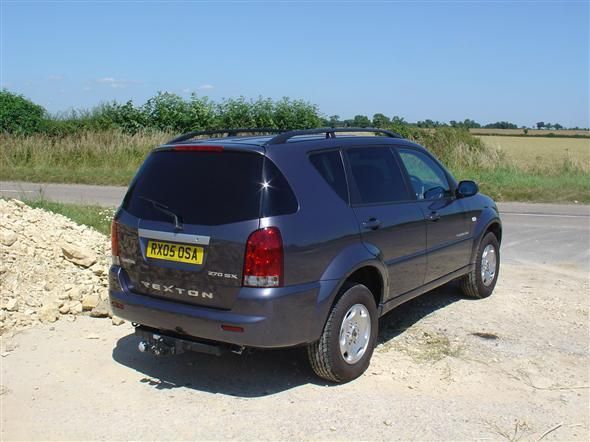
left=462, top=119, right=481, bottom=129
left=352, top=114, right=371, bottom=127
left=372, top=113, right=390, bottom=128
left=391, top=115, right=406, bottom=125
left=536, top=121, right=545, bottom=129
left=327, top=115, right=341, bottom=127
left=0, top=89, right=47, bottom=135
left=416, top=119, right=442, bottom=128
left=484, top=121, right=518, bottom=129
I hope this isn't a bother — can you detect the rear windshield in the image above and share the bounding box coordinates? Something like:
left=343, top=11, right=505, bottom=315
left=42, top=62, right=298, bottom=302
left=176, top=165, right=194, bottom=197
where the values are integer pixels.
left=123, top=150, right=297, bottom=226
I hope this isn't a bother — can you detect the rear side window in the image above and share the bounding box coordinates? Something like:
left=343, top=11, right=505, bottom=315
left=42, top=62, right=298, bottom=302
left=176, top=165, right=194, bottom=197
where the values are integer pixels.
left=346, top=147, right=410, bottom=204
left=261, top=158, right=299, bottom=217
left=310, top=150, right=348, bottom=202
left=123, top=150, right=295, bottom=226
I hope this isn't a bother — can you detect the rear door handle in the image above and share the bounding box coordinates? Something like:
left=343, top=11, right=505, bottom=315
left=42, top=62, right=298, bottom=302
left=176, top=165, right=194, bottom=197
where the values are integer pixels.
left=362, top=218, right=382, bottom=230
left=428, top=211, right=440, bottom=222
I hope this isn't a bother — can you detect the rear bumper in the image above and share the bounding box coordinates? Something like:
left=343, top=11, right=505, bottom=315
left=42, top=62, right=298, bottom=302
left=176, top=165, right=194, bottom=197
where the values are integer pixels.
left=109, top=266, right=339, bottom=348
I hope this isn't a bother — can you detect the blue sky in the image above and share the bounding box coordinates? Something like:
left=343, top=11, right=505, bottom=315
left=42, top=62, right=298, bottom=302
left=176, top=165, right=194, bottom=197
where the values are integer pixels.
left=1, top=1, right=588, bottom=127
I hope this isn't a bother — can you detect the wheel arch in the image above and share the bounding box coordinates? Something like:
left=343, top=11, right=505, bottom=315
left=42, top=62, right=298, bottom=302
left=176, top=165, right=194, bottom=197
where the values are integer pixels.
left=471, top=209, right=502, bottom=264
left=319, top=242, right=388, bottom=310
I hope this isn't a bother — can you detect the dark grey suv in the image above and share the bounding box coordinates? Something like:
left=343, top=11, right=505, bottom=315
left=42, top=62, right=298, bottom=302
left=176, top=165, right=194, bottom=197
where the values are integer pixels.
left=109, top=128, right=502, bottom=383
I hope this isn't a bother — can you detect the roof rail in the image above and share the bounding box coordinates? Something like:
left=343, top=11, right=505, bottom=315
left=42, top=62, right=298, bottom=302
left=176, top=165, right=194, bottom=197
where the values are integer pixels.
left=265, top=127, right=403, bottom=145
left=167, top=128, right=287, bottom=144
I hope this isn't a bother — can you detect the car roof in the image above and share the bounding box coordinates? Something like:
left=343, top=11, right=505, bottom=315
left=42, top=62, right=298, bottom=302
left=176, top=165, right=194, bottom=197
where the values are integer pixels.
left=158, top=128, right=427, bottom=154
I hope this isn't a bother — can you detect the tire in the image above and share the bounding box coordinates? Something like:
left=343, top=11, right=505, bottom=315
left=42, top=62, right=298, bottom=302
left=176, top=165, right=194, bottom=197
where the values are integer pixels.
left=307, top=284, right=378, bottom=383
left=461, top=232, right=500, bottom=298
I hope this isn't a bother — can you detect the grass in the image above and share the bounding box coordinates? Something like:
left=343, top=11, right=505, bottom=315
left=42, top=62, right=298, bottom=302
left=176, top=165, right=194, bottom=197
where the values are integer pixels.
left=23, top=200, right=114, bottom=235
left=3, top=165, right=137, bottom=185
left=1, top=128, right=589, bottom=203
left=453, top=166, right=590, bottom=203
left=1, top=130, right=168, bottom=185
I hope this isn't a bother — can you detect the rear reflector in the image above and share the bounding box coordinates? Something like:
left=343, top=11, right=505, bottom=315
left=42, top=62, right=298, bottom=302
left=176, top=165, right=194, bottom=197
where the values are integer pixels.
left=111, top=300, right=124, bottom=310
left=111, top=219, right=120, bottom=265
left=173, top=145, right=223, bottom=152
left=221, top=325, right=244, bottom=333
left=243, top=227, right=283, bottom=288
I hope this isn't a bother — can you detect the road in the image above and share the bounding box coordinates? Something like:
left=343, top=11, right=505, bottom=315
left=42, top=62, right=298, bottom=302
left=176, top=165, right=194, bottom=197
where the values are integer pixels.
left=1, top=182, right=589, bottom=440
left=1, top=180, right=588, bottom=266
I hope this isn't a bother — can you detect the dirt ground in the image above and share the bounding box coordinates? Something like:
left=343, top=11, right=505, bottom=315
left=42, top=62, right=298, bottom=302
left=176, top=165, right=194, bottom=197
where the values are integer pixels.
left=1, top=260, right=588, bottom=441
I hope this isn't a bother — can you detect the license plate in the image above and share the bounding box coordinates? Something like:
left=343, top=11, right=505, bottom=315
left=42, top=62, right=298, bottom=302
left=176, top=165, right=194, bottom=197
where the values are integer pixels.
left=146, top=240, right=204, bottom=265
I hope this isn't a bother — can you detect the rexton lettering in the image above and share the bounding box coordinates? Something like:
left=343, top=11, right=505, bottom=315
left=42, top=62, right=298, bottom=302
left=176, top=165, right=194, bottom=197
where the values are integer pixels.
left=140, top=281, right=213, bottom=299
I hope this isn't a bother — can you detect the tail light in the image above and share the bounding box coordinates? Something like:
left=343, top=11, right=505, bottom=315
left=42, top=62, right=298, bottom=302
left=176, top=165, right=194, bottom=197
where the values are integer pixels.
left=243, top=227, right=283, bottom=288
left=111, top=219, right=120, bottom=265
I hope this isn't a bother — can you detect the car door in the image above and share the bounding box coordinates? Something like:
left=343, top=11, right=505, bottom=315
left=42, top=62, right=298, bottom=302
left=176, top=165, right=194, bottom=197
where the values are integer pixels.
left=396, top=147, right=472, bottom=282
left=344, top=145, right=427, bottom=300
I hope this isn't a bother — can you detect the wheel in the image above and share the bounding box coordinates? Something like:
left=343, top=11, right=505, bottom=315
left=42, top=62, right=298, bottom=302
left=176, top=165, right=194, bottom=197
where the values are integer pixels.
left=307, top=284, right=378, bottom=383
left=461, top=232, right=500, bottom=298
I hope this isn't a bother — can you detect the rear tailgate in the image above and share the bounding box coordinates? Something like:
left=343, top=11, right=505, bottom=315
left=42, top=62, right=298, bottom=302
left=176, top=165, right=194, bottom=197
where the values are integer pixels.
left=116, top=148, right=263, bottom=310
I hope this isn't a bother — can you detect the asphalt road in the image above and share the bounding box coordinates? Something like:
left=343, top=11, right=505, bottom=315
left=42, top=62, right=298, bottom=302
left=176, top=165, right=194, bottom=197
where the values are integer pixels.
left=1, top=181, right=589, bottom=268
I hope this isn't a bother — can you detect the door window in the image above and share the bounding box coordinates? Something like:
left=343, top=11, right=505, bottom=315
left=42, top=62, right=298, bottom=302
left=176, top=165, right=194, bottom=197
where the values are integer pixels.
left=397, top=148, right=451, bottom=200
left=346, top=147, right=411, bottom=204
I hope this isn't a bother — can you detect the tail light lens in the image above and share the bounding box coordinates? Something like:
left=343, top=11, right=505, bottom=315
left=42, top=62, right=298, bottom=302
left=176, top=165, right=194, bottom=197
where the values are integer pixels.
left=243, top=227, right=283, bottom=287
left=111, top=219, right=120, bottom=265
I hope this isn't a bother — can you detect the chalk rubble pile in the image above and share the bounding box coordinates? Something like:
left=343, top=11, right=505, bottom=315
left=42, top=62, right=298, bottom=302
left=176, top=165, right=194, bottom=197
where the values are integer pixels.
left=0, top=199, right=123, bottom=334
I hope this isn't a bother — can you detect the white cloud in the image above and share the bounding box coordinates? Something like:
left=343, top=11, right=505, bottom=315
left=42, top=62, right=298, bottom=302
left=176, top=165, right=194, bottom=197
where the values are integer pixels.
left=181, top=88, right=191, bottom=93
left=96, top=77, right=134, bottom=89
left=48, top=75, right=64, bottom=81
left=198, top=84, right=214, bottom=90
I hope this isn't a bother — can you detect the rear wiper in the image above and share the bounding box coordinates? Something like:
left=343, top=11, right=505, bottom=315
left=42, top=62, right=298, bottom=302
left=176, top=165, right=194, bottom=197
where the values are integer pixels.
left=139, top=196, right=183, bottom=231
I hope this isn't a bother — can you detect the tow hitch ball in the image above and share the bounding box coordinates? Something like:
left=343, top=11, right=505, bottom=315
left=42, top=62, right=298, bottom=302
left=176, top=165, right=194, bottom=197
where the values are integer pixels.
left=138, top=334, right=175, bottom=356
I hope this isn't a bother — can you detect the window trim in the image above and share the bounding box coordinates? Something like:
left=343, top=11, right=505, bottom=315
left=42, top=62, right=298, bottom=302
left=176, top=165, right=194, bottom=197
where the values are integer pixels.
left=394, top=146, right=457, bottom=201
left=342, top=145, right=416, bottom=208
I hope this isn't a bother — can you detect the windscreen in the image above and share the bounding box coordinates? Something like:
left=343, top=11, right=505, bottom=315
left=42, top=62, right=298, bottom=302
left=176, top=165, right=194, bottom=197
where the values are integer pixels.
left=123, top=150, right=264, bottom=226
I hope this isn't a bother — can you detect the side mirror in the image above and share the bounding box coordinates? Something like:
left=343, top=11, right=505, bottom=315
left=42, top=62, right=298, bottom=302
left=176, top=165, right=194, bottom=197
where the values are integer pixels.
left=456, top=180, right=479, bottom=198
left=423, top=186, right=446, bottom=200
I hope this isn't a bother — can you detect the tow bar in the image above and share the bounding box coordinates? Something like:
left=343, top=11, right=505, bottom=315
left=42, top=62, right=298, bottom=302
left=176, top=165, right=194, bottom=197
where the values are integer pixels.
left=138, top=334, right=176, bottom=356
left=135, top=325, right=245, bottom=357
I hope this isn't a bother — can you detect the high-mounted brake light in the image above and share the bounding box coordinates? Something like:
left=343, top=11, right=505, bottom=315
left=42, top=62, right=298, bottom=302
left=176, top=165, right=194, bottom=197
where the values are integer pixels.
left=243, top=227, right=283, bottom=288
left=111, top=219, right=120, bottom=265
left=173, top=145, right=224, bottom=152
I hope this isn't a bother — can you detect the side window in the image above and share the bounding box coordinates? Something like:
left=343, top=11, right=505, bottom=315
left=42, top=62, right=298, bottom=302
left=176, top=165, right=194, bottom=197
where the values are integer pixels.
left=397, top=148, right=451, bottom=200
left=310, top=150, right=349, bottom=203
left=261, top=158, right=299, bottom=217
left=346, top=147, right=410, bottom=204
